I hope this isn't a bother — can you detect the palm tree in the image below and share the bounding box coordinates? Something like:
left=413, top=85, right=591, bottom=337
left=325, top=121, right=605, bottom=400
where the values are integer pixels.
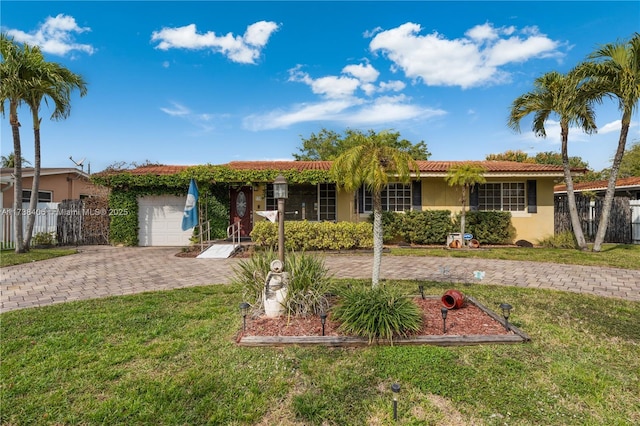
left=444, top=163, right=486, bottom=244
left=0, top=34, right=28, bottom=252
left=1, top=152, right=31, bottom=168
left=20, top=43, right=87, bottom=249
left=579, top=33, right=640, bottom=251
left=508, top=69, right=601, bottom=251
left=330, top=130, right=419, bottom=287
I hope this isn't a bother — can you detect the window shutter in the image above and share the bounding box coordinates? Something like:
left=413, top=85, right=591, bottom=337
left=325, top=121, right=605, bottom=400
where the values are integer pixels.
left=470, top=184, right=480, bottom=211
left=412, top=181, right=422, bottom=210
left=527, top=180, right=537, bottom=213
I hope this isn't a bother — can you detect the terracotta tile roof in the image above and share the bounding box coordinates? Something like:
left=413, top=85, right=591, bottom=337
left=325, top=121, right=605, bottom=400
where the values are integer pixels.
left=125, top=165, right=191, bottom=175
left=226, top=161, right=333, bottom=171
left=414, top=160, right=573, bottom=173
left=119, top=160, right=573, bottom=176
left=555, top=176, right=640, bottom=193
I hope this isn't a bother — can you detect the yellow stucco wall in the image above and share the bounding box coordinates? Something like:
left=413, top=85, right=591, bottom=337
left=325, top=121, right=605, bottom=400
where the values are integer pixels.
left=246, top=177, right=557, bottom=243
left=418, top=176, right=556, bottom=243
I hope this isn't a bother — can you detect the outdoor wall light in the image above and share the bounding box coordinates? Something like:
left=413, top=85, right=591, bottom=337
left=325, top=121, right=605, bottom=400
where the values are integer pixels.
left=418, top=285, right=425, bottom=299
left=319, top=312, right=328, bottom=336
left=239, top=302, right=250, bottom=331
left=499, top=303, right=512, bottom=331
left=441, top=307, right=448, bottom=333
left=391, top=383, right=400, bottom=421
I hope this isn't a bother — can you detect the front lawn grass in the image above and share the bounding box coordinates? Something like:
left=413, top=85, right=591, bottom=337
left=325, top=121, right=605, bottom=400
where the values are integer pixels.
left=0, top=248, right=78, bottom=267
left=2, top=281, right=638, bottom=425
left=388, top=243, right=640, bottom=270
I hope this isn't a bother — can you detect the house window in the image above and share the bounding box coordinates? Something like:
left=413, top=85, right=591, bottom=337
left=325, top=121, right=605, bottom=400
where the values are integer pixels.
left=266, top=183, right=336, bottom=221
left=478, top=183, right=525, bottom=212
left=318, top=183, right=336, bottom=221
left=22, top=190, right=52, bottom=203
left=358, top=183, right=412, bottom=213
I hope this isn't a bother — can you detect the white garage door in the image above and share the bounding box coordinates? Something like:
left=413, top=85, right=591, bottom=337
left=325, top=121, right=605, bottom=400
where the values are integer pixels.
left=138, top=195, right=193, bottom=246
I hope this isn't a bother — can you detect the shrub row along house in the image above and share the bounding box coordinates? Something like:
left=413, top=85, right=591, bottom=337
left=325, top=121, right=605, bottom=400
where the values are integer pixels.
left=92, top=160, right=582, bottom=247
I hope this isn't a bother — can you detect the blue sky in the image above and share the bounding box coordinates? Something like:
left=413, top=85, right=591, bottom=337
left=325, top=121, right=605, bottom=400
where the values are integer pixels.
left=2, top=1, right=639, bottom=173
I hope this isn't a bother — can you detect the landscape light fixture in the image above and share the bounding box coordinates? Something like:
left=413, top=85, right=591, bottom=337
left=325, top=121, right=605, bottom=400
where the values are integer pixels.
left=499, top=303, right=512, bottom=331
left=239, top=302, right=250, bottom=331
left=441, top=307, right=448, bottom=333
left=391, top=383, right=400, bottom=421
left=319, top=312, right=328, bottom=336
left=418, top=285, right=425, bottom=299
left=273, top=174, right=288, bottom=264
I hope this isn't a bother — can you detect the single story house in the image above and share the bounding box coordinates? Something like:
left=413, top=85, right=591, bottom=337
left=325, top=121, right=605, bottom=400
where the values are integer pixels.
left=0, top=167, right=102, bottom=209
left=102, top=160, right=579, bottom=247
left=1, top=167, right=104, bottom=247
left=554, top=176, right=640, bottom=200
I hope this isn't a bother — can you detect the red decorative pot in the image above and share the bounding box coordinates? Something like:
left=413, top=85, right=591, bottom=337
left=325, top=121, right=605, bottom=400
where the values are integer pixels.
left=442, top=289, right=465, bottom=309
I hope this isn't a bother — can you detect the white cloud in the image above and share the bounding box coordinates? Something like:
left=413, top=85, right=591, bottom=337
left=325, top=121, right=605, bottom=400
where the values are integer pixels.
left=243, top=95, right=446, bottom=131
left=343, top=63, right=379, bottom=83
left=160, top=102, right=215, bottom=132
left=151, top=21, right=279, bottom=64
left=370, top=22, right=562, bottom=88
left=160, top=102, right=190, bottom=117
left=599, top=120, right=621, bottom=134
left=5, top=14, right=94, bottom=56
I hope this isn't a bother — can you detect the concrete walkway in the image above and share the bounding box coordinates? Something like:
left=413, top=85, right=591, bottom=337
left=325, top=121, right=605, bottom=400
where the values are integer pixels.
left=1, top=245, right=639, bottom=313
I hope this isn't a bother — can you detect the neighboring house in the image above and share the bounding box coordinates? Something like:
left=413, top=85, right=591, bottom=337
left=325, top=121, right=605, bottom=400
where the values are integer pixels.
left=110, top=160, right=577, bottom=247
left=554, top=177, right=640, bottom=200
left=0, top=167, right=101, bottom=209
left=1, top=168, right=103, bottom=247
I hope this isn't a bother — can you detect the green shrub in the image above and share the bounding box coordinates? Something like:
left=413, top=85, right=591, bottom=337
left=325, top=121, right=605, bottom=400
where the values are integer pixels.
left=538, top=231, right=578, bottom=249
left=456, top=210, right=515, bottom=244
left=398, top=210, right=454, bottom=244
left=32, top=232, right=56, bottom=246
left=230, top=250, right=332, bottom=316
left=331, top=284, right=422, bottom=343
left=366, top=210, right=402, bottom=243
left=250, top=221, right=373, bottom=251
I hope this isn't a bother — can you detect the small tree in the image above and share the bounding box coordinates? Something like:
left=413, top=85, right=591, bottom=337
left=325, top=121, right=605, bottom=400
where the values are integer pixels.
left=330, top=130, right=419, bottom=287
left=444, top=163, right=486, bottom=243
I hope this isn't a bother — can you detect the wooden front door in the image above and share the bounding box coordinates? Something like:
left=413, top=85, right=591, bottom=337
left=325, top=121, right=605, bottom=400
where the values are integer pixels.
left=230, top=186, right=253, bottom=237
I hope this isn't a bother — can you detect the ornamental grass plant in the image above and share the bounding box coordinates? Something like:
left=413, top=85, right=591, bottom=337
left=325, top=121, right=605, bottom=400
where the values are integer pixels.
left=230, top=250, right=332, bottom=317
left=331, top=284, right=423, bottom=343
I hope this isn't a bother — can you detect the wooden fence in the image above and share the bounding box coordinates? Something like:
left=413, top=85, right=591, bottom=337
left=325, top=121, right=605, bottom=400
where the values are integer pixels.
left=555, top=194, right=633, bottom=243
left=1, top=198, right=109, bottom=249
left=57, top=198, right=110, bottom=245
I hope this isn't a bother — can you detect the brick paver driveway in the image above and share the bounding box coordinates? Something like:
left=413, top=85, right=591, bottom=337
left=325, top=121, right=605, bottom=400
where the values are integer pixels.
left=1, top=245, right=639, bottom=313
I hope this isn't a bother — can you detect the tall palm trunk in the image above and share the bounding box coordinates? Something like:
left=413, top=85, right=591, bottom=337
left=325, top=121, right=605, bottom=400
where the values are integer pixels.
left=24, top=111, right=42, bottom=249
left=9, top=100, right=25, bottom=253
left=459, top=185, right=467, bottom=242
left=371, top=190, right=383, bottom=288
left=560, top=123, right=588, bottom=250
left=592, top=119, right=630, bottom=251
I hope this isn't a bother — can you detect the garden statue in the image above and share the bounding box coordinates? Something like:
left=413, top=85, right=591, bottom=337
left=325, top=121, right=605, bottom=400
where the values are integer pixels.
left=263, top=259, right=289, bottom=318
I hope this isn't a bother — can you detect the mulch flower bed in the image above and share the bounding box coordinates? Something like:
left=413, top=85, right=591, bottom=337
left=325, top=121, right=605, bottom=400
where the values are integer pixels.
left=241, top=297, right=511, bottom=338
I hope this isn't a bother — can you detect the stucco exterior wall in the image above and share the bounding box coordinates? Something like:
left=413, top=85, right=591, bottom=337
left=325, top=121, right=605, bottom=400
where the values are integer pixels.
left=246, top=176, right=556, bottom=244
left=1, top=173, right=100, bottom=209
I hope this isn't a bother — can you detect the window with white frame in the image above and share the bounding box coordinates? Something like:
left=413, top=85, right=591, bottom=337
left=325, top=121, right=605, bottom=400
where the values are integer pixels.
left=21, top=190, right=52, bottom=203
left=358, top=183, right=412, bottom=213
left=478, top=183, right=525, bottom=212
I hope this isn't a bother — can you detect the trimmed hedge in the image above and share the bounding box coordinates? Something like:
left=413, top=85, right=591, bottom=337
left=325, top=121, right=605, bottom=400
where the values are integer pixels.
left=251, top=221, right=373, bottom=251
left=397, top=210, right=454, bottom=244
left=369, top=210, right=515, bottom=245
left=454, top=210, right=516, bottom=245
